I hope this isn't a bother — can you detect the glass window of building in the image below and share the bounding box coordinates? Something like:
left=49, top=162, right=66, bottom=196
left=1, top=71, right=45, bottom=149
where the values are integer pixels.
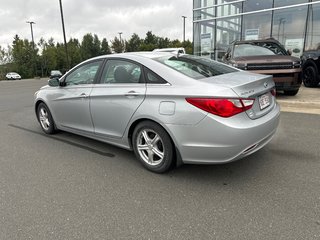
left=274, top=0, right=308, bottom=8
left=216, top=17, right=241, bottom=59
left=216, top=0, right=242, bottom=17
left=193, top=0, right=215, bottom=21
left=272, top=6, right=308, bottom=57
left=243, top=0, right=273, bottom=12
left=194, top=20, right=215, bottom=57
left=193, top=0, right=320, bottom=59
left=305, top=3, right=320, bottom=50
left=242, top=12, right=272, bottom=40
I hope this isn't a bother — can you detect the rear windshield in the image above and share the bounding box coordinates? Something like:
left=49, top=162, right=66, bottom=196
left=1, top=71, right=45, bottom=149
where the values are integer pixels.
left=154, top=55, right=238, bottom=79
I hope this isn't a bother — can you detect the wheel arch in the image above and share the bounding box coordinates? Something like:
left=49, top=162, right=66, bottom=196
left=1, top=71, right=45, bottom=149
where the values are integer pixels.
left=35, top=100, right=45, bottom=121
left=127, top=118, right=183, bottom=167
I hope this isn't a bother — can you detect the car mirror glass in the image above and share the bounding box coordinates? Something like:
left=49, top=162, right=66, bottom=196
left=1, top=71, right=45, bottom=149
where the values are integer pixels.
left=48, top=78, right=59, bottom=87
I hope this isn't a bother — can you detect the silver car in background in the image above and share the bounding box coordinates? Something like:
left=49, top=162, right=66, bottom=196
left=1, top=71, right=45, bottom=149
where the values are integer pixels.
left=34, top=52, right=280, bottom=173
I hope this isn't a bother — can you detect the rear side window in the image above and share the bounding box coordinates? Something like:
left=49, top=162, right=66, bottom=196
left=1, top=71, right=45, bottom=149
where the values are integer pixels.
left=144, top=68, right=167, bottom=84
left=100, top=59, right=143, bottom=84
left=154, top=55, right=238, bottom=79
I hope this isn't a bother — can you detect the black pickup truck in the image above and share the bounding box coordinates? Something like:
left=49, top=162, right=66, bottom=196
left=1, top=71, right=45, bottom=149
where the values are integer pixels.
left=301, top=50, right=320, bottom=87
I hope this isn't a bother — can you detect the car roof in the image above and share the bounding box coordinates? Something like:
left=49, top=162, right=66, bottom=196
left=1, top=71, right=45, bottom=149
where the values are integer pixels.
left=86, top=51, right=180, bottom=62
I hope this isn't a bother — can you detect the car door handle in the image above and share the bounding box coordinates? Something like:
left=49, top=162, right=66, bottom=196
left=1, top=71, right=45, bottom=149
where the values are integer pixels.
left=80, top=93, right=88, bottom=98
left=125, top=91, right=140, bottom=97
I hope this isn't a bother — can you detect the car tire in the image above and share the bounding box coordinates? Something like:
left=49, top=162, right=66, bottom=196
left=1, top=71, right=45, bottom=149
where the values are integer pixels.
left=303, top=64, right=320, bottom=88
left=132, top=121, right=174, bottom=173
left=284, top=89, right=299, bottom=96
left=37, top=103, right=56, bottom=134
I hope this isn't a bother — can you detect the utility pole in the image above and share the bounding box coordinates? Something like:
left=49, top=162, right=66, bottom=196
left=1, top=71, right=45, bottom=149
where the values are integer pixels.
left=26, top=21, right=35, bottom=49
left=59, top=0, right=70, bottom=69
left=182, top=16, right=187, bottom=42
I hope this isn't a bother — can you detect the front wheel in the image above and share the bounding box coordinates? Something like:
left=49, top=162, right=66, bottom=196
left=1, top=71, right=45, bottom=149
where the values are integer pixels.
left=132, top=121, right=174, bottom=173
left=37, top=103, right=56, bottom=134
left=303, top=65, right=320, bottom=88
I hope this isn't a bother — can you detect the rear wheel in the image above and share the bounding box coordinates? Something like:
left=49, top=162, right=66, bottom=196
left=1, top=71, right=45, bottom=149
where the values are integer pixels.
left=303, top=65, right=320, bottom=88
left=37, top=103, right=56, bottom=134
left=132, top=121, right=174, bottom=173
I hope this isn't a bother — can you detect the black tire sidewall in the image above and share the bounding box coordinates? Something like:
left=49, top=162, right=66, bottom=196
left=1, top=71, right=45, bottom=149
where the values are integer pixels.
left=303, top=65, right=319, bottom=87
left=37, top=103, right=56, bottom=134
left=132, top=121, right=174, bottom=173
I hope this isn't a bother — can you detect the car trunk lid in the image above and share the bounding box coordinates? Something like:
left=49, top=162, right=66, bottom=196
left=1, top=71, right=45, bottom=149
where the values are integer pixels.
left=199, top=71, right=276, bottom=119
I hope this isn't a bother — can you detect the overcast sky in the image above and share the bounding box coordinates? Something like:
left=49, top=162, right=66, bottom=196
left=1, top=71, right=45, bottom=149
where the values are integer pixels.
left=0, top=0, right=193, bottom=48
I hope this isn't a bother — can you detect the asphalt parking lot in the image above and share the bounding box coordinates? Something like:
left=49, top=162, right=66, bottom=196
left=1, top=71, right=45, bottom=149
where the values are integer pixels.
left=0, top=79, right=319, bottom=239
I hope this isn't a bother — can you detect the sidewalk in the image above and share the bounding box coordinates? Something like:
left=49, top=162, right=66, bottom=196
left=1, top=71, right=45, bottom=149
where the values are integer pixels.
left=276, top=85, right=320, bottom=115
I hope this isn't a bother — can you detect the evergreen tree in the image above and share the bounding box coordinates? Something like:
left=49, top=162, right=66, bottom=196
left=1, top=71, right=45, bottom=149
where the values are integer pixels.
left=101, top=38, right=111, bottom=55
left=126, top=33, right=142, bottom=52
left=111, top=36, right=125, bottom=53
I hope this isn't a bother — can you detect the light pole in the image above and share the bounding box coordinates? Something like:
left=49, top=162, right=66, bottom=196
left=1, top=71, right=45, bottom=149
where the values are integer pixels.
left=59, top=0, right=70, bottom=69
left=118, top=32, right=123, bottom=42
left=182, top=16, right=187, bottom=42
left=26, top=21, right=35, bottom=49
left=26, top=21, right=36, bottom=76
left=118, top=32, right=124, bottom=53
left=277, top=18, right=285, bottom=42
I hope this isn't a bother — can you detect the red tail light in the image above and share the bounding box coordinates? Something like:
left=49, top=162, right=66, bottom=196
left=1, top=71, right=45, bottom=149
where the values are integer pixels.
left=271, top=88, right=276, bottom=97
left=186, top=98, right=255, bottom=118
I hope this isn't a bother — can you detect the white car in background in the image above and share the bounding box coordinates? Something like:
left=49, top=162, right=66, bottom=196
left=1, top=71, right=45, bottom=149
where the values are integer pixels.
left=6, top=72, right=21, bottom=80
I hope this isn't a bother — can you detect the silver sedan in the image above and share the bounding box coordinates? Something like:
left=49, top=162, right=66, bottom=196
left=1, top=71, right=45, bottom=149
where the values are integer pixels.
left=34, top=52, right=280, bottom=173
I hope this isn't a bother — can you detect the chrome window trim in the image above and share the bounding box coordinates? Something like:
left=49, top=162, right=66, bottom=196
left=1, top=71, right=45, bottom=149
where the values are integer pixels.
left=193, top=1, right=320, bottom=23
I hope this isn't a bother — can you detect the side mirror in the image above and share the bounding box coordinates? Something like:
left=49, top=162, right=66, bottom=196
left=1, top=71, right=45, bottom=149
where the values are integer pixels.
left=223, top=53, right=230, bottom=61
left=48, top=78, right=59, bottom=87
left=287, top=49, right=292, bottom=56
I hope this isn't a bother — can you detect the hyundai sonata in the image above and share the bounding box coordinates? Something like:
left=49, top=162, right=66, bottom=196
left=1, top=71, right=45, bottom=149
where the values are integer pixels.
left=34, top=52, right=280, bottom=173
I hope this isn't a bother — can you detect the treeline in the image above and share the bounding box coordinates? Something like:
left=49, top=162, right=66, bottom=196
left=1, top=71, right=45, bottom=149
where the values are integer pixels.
left=0, top=31, right=192, bottom=79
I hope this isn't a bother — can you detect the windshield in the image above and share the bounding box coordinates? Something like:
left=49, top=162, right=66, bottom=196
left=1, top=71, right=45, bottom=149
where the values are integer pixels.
left=234, top=42, right=287, bottom=57
left=154, top=55, right=238, bottom=79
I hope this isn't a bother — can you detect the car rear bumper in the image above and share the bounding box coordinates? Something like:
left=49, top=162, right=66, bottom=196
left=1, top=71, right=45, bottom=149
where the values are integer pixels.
left=166, top=102, right=280, bottom=164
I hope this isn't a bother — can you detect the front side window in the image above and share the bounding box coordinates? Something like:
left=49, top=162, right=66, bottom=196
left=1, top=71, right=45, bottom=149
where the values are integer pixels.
left=65, top=60, right=102, bottom=86
left=100, top=59, right=143, bottom=84
left=154, top=55, right=238, bottom=79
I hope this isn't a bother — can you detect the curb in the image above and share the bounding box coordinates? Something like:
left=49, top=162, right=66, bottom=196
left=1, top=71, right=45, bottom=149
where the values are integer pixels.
left=277, top=99, right=320, bottom=115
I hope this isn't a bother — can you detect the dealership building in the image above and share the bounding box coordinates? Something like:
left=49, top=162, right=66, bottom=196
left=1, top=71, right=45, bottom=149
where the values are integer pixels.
left=193, top=0, right=320, bottom=59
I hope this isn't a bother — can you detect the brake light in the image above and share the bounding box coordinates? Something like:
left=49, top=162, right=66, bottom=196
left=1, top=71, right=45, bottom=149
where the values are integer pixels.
left=186, top=98, right=255, bottom=118
left=271, top=88, right=276, bottom=97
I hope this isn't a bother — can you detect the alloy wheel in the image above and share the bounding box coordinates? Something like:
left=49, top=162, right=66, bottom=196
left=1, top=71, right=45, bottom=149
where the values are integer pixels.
left=39, top=106, right=51, bottom=131
left=136, top=129, right=165, bottom=166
